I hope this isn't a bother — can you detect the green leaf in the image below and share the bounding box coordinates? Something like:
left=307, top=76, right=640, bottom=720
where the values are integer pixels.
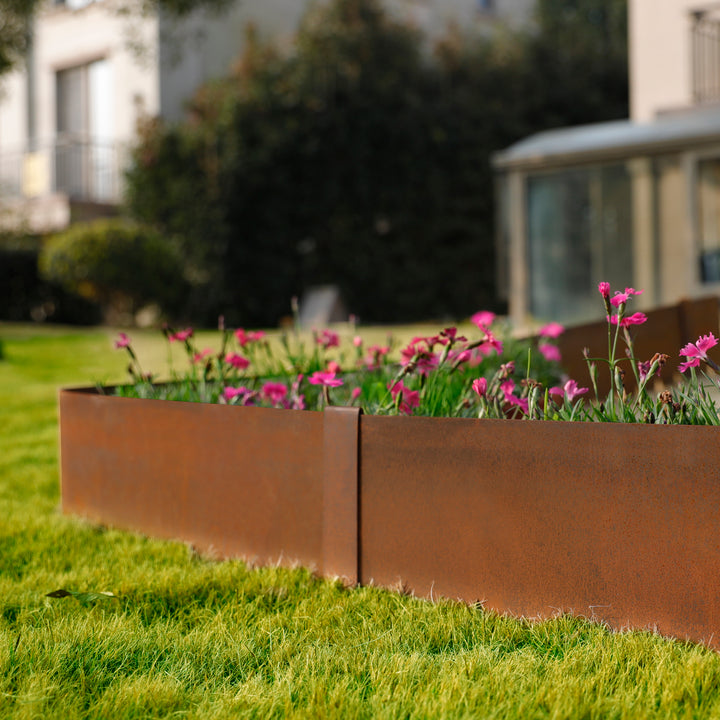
left=46, top=589, right=118, bottom=605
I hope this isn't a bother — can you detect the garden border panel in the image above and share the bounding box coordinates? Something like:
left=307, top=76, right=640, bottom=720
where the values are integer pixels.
left=359, top=414, right=720, bottom=648
left=59, top=389, right=325, bottom=567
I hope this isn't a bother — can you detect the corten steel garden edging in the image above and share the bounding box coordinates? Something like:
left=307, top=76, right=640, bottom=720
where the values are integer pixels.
left=60, top=388, right=720, bottom=649
left=358, top=414, right=720, bottom=649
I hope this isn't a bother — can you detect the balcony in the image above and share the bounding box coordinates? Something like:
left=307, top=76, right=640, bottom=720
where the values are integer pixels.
left=0, top=139, right=126, bottom=231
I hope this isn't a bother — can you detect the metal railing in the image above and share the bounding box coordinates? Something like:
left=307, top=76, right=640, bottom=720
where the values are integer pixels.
left=54, top=138, right=124, bottom=203
left=0, top=139, right=126, bottom=204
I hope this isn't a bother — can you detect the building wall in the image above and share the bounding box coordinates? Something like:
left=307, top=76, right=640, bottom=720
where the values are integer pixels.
left=630, top=0, right=694, bottom=122
left=158, top=0, right=536, bottom=123
left=158, top=0, right=315, bottom=123
left=35, top=0, right=159, bottom=148
left=0, top=69, right=27, bottom=191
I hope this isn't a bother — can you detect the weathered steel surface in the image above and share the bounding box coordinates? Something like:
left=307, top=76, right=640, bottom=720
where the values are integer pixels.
left=322, top=406, right=361, bottom=583
left=60, top=386, right=720, bottom=649
left=557, top=296, right=719, bottom=394
left=60, top=389, right=325, bottom=567
left=359, top=414, right=720, bottom=649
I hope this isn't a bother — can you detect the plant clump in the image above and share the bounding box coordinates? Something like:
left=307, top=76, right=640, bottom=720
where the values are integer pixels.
left=112, top=282, right=720, bottom=425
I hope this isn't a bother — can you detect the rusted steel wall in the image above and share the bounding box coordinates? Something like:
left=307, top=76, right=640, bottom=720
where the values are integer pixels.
left=557, top=296, right=719, bottom=394
left=60, top=390, right=720, bottom=649
left=60, top=390, right=326, bottom=567
left=359, top=414, right=720, bottom=649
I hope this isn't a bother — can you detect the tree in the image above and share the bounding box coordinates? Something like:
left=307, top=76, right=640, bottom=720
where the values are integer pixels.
left=126, top=0, right=629, bottom=326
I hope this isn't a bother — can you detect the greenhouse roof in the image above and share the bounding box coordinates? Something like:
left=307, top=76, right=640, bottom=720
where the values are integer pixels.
left=493, top=105, right=720, bottom=170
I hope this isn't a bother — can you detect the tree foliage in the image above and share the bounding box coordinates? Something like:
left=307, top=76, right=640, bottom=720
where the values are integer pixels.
left=126, top=0, right=628, bottom=326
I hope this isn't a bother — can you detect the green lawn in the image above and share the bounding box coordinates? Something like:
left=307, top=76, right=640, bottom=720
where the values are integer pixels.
left=2, top=323, right=720, bottom=719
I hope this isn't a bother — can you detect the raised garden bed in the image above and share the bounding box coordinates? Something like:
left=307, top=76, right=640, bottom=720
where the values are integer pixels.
left=60, top=388, right=720, bottom=650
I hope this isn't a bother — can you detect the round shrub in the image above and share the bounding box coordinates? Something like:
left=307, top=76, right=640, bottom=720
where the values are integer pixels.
left=39, top=219, right=187, bottom=322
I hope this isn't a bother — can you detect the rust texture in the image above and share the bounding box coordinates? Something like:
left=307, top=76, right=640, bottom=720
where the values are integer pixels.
left=359, top=414, right=720, bottom=649
left=60, top=389, right=325, bottom=567
left=322, top=406, right=361, bottom=584
left=557, top=296, right=719, bottom=394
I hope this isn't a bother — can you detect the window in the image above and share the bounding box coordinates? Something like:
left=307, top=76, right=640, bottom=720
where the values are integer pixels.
left=526, top=164, right=634, bottom=322
left=55, top=58, right=115, bottom=201
left=477, top=0, right=494, bottom=12
left=697, top=157, right=720, bottom=282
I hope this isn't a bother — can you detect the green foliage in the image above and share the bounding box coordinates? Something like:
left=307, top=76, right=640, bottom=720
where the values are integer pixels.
left=126, top=0, right=628, bottom=327
left=39, top=219, right=187, bottom=322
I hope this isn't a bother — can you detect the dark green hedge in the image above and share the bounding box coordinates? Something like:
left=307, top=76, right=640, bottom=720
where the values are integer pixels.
left=126, top=0, right=627, bottom=326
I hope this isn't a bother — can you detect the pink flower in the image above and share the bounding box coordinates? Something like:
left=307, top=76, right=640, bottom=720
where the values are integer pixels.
left=387, top=380, right=420, bottom=415
left=679, top=333, right=719, bottom=372
left=261, top=382, right=288, bottom=405
left=608, top=312, right=647, bottom=328
left=364, top=345, right=390, bottom=370
left=451, top=349, right=472, bottom=365
left=679, top=333, right=718, bottom=362
left=479, top=327, right=503, bottom=355
left=550, top=379, right=588, bottom=402
left=316, top=329, right=340, bottom=349
left=472, top=378, right=487, bottom=397
left=223, top=386, right=251, bottom=403
left=598, top=282, right=611, bottom=299
left=500, top=380, right=528, bottom=414
left=114, top=332, right=131, bottom=349
left=678, top=357, right=701, bottom=373
left=400, top=338, right=439, bottom=376
left=539, top=343, right=562, bottom=362
left=308, top=371, right=343, bottom=387
left=234, top=329, right=265, bottom=347
left=610, top=287, right=643, bottom=308
left=538, top=322, right=565, bottom=338
left=192, top=348, right=212, bottom=364
left=353, top=335, right=363, bottom=348
left=225, top=353, right=250, bottom=370
left=170, top=328, right=193, bottom=342
left=439, top=327, right=467, bottom=344
left=471, top=311, right=496, bottom=329
left=326, top=361, right=341, bottom=374
left=351, top=387, right=362, bottom=402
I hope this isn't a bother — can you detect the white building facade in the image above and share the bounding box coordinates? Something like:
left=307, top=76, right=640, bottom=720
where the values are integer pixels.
left=495, top=0, right=720, bottom=327
left=0, top=0, right=534, bottom=231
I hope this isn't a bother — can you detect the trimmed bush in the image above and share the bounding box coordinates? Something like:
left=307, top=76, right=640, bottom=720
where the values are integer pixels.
left=39, top=219, right=187, bottom=323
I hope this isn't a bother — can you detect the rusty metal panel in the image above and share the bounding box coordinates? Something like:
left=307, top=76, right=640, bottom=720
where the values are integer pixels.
left=557, top=296, right=719, bottom=394
left=322, top=406, right=361, bottom=584
left=60, top=389, right=325, bottom=567
left=359, top=414, right=720, bottom=648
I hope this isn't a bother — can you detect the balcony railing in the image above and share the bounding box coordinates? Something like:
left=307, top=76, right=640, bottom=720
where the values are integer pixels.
left=0, top=139, right=126, bottom=204
left=691, top=7, right=720, bottom=105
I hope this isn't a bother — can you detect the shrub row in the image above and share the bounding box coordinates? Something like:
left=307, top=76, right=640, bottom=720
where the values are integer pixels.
left=125, top=0, right=628, bottom=327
